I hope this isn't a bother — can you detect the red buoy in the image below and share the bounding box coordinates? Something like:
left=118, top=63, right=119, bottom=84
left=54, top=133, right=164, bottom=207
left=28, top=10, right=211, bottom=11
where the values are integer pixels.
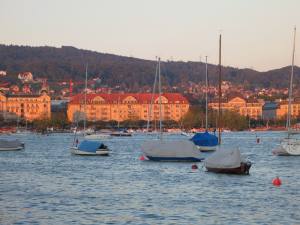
left=139, top=155, right=147, bottom=161
left=191, top=164, right=198, bottom=170
left=272, top=177, right=282, bottom=186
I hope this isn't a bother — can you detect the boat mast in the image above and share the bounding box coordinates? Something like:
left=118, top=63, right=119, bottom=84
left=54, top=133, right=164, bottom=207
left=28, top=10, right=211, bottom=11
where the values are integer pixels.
left=147, top=58, right=159, bottom=132
left=158, top=57, right=163, bottom=140
left=83, top=63, right=88, bottom=135
left=287, top=27, right=296, bottom=136
left=117, top=96, right=120, bottom=129
left=218, top=34, right=222, bottom=145
left=205, top=56, right=208, bottom=131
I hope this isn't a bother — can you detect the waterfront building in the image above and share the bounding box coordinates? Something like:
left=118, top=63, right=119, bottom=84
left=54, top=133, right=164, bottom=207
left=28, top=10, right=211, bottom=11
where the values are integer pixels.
left=0, top=90, right=51, bottom=121
left=67, top=93, right=189, bottom=122
left=276, top=99, right=300, bottom=119
left=208, top=96, right=264, bottom=119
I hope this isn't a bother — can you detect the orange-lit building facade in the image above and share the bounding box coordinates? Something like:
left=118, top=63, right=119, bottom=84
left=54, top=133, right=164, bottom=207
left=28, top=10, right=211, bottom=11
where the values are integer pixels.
left=0, top=91, right=51, bottom=121
left=276, top=100, right=300, bottom=119
left=209, top=97, right=264, bottom=119
left=67, top=93, right=189, bottom=122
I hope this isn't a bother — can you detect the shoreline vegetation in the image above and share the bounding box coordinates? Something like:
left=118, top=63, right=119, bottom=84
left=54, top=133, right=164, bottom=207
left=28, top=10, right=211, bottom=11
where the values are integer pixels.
left=0, top=107, right=291, bottom=133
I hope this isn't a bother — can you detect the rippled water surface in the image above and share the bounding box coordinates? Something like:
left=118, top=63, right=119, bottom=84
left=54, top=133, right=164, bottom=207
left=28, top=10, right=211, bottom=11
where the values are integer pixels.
left=0, top=132, right=299, bottom=224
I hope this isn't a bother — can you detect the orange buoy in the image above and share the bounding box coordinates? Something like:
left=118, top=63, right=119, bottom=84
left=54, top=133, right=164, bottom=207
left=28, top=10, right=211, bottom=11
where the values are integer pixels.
left=272, top=177, right=282, bottom=186
left=191, top=164, right=198, bottom=170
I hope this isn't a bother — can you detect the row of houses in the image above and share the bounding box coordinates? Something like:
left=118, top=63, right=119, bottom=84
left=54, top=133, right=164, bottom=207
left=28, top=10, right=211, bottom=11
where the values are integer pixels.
left=209, top=96, right=298, bottom=120
left=0, top=91, right=189, bottom=122
left=0, top=91, right=298, bottom=122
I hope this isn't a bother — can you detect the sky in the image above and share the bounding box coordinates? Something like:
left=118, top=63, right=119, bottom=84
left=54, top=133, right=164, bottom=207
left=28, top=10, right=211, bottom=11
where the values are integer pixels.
left=0, top=0, right=299, bottom=71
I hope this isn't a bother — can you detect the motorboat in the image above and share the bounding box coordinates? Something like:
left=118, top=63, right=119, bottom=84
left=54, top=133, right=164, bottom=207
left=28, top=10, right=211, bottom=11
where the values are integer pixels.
left=204, top=149, right=251, bottom=175
left=191, top=131, right=218, bottom=152
left=71, top=140, right=109, bottom=156
left=0, top=139, right=25, bottom=151
left=141, top=139, right=203, bottom=162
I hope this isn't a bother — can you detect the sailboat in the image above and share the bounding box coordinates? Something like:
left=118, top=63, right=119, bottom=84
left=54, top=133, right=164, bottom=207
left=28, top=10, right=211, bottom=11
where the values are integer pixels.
left=191, top=56, right=218, bottom=151
left=70, top=64, right=110, bottom=156
left=204, top=34, right=252, bottom=174
left=15, top=116, right=31, bottom=135
left=141, top=58, right=203, bottom=162
left=273, top=27, right=300, bottom=156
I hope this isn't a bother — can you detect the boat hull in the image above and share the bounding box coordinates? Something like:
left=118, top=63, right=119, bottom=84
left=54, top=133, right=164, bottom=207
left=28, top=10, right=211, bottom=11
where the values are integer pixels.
left=70, top=147, right=109, bottom=156
left=110, top=133, right=132, bottom=137
left=146, top=156, right=204, bottom=162
left=197, top=145, right=217, bottom=152
left=206, top=162, right=251, bottom=175
left=273, top=139, right=300, bottom=156
left=85, top=134, right=112, bottom=140
left=0, top=146, right=24, bottom=151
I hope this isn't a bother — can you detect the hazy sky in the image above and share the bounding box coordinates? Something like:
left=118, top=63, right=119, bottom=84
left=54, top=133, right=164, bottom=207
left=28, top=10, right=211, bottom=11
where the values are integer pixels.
left=1, top=0, right=299, bottom=71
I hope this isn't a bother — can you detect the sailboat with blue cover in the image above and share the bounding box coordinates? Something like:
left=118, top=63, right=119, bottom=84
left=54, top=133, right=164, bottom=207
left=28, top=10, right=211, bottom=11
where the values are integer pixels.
left=191, top=56, right=218, bottom=152
left=70, top=64, right=110, bottom=156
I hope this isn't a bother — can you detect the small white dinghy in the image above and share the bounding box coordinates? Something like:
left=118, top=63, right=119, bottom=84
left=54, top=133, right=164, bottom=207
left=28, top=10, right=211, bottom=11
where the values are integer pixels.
left=0, top=139, right=25, bottom=151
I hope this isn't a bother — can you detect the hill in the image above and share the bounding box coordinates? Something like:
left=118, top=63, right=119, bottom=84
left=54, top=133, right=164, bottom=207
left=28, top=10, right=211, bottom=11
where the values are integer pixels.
left=0, top=44, right=299, bottom=91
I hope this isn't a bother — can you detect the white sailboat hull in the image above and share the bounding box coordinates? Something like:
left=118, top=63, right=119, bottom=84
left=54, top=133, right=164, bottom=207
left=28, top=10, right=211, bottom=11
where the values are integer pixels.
left=273, top=139, right=300, bottom=156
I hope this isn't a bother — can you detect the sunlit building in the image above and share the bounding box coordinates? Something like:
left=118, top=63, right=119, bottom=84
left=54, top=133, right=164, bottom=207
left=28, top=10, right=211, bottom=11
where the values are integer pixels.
left=0, top=90, right=51, bottom=121
left=67, top=93, right=189, bottom=122
left=209, top=96, right=264, bottom=119
left=276, top=99, right=300, bottom=119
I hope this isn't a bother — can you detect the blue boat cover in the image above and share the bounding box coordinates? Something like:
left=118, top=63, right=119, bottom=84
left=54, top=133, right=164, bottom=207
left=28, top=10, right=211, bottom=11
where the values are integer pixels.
left=191, top=131, right=218, bottom=147
left=78, top=140, right=103, bottom=153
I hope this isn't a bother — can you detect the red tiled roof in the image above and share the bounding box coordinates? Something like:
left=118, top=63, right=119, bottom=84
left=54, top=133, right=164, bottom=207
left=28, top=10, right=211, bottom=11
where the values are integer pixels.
left=69, top=93, right=189, bottom=104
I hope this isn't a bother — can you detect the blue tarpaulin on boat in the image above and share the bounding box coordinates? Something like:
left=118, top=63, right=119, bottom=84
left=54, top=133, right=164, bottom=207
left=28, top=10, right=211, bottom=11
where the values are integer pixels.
left=78, top=140, right=103, bottom=153
left=191, top=131, right=218, bottom=147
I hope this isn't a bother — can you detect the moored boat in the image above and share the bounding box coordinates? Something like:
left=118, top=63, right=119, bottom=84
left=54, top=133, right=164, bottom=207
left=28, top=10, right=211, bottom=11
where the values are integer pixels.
left=204, top=149, right=251, bottom=175
left=0, top=139, right=25, bottom=151
left=141, top=139, right=203, bottom=162
left=85, top=133, right=112, bottom=140
left=71, top=140, right=109, bottom=156
left=273, top=138, right=300, bottom=156
left=191, top=131, right=218, bottom=152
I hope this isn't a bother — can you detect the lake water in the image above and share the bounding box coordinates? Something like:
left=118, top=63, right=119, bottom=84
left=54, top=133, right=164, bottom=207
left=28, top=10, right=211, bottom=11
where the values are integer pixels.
left=0, top=132, right=299, bottom=225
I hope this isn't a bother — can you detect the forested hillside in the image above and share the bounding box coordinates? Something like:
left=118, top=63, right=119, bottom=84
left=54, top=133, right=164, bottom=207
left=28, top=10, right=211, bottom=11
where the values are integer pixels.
left=0, top=44, right=299, bottom=90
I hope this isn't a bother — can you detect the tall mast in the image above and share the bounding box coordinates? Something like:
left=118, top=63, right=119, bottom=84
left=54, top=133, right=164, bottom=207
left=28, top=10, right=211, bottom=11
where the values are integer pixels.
left=117, top=96, right=120, bottom=129
left=147, top=58, right=159, bottom=132
left=218, top=34, right=222, bottom=145
left=287, top=27, right=296, bottom=136
left=83, top=63, right=88, bottom=135
left=158, top=57, right=163, bottom=140
left=205, top=56, right=208, bottom=131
